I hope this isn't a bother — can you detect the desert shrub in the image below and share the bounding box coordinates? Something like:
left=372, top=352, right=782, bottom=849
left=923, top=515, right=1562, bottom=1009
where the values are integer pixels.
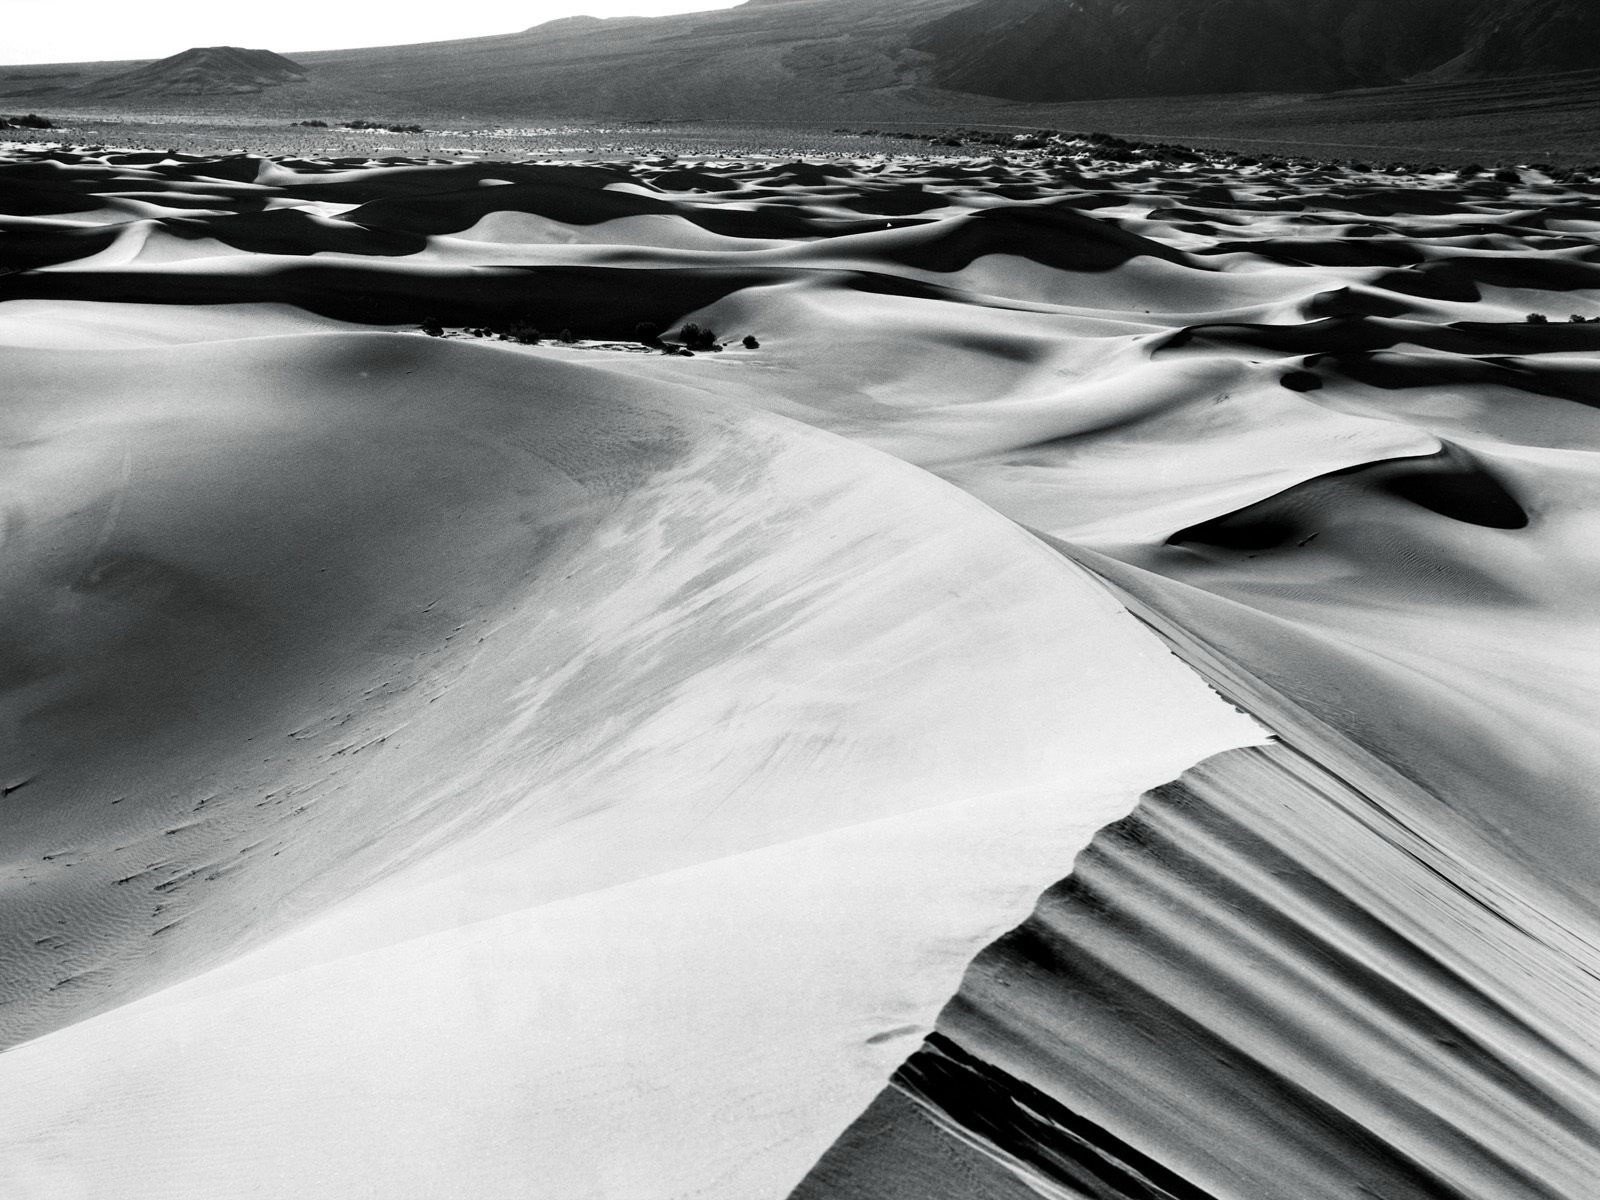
left=742, top=335, right=759, bottom=349
left=1571, top=314, right=1599, bottom=324
left=420, top=317, right=444, bottom=337
left=8, top=113, right=54, bottom=129
left=679, top=322, right=717, bottom=351
left=292, top=119, right=328, bottom=128
left=499, top=316, right=542, bottom=344
left=1527, top=313, right=1550, bottom=324
left=558, top=329, right=577, bottom=343
left=634, top=321, right=661, bottom=345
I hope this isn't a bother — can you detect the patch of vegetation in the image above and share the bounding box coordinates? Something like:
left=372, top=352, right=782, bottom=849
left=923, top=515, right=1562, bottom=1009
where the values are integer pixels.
left=678, top=322, right=719, bottom=352
left=427, top=317, right=544, bottom=344
left=742, top=335, right=760, bottom=349
left=1, top=113, right=55, bottom=130
left=341, top=119, right=425, bottom=133
left=291, top=119, right=328, bottom=128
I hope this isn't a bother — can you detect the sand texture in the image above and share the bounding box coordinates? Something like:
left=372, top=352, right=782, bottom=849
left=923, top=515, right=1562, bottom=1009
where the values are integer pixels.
left=1, top=144, right=1598, bottom=1198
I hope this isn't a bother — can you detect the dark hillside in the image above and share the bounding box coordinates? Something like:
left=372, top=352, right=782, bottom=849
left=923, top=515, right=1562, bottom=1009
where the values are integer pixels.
left=1428, top=0, right=1600, bottom=80
left=916, top=0, right=1468, bottom=102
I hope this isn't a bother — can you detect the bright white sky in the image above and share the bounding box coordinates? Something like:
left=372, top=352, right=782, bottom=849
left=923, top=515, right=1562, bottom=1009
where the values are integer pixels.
left=4, top=0, right=745, bottom=65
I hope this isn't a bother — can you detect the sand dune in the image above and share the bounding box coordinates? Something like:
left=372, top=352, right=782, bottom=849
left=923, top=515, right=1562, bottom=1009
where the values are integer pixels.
left=2, top=143, right=1599, bottom=1197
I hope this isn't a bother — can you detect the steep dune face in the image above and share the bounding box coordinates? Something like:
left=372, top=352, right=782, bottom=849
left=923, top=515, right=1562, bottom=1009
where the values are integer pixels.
left=798, top=740, right=1600, bottom=1200
left=2, top=144, right=1600, bottom=1196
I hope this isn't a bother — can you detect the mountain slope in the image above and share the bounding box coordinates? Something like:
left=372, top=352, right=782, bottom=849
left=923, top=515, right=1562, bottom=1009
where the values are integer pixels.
left=1, top=0, right=1596, bottom=119
left=0, top=0, right=973, bottom=118
left=917, top=0, right=1600, bottom=103
left=81, top=47, right=307, bottom=98
left=290, top=0, right=967, bottom=118
left=916, top=0, right=1468, bottom=102
left=1428, top=0, right=1600, bottom=80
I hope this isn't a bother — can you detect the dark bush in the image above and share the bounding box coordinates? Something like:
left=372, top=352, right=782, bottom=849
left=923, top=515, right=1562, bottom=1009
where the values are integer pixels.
left=1527, top=313, right=1550, bottom=324
left=679, top=322, right=717, bottom=351
left=2, top=113, right=54, bottom=130
left=499, top=317, right=542, bottom=344
left=420, top=317, right=444, bottom=337
left=558, top=329, right=577, bottom=344
left=634, top=321, right=661, bottom=345
left=292, top=119, right=328, bottom=128
left=742, top=335, right=760, bottom=350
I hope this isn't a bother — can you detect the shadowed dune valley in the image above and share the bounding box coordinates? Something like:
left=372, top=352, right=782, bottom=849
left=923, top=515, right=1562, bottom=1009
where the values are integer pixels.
left=4, top=3, right=1600, bottom=1199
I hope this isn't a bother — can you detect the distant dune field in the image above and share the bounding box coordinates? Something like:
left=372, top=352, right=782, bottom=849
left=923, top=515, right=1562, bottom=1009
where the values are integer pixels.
left=1, top=138, right=1599, bottom=1199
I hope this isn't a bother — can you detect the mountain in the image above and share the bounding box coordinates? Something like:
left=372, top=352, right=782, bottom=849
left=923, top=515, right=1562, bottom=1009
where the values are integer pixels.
left=0, top=0, right=972, bottom=117
left=76, top=47, right=307, bottom=99
left=916, top=0, right=1600, bottom=103
left=1428, top=0, right=1600, bottom=80
left=915, top=0, right=1468, bottom=102
left=0, top=0, right=1595, bottom=119
left=284, top=0, right=969, bottom=118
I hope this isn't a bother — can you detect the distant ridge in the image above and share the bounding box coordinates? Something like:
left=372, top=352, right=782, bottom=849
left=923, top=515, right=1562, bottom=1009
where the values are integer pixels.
left=915, top=0, right=1600, bottom=102
left=0, top=0, right=1595, bottom=118
left=1428, top=0, right=1600, bottom=80
left=915, top=0, right=1467, bottom=101
left=80, top=46, right=307, bottom=98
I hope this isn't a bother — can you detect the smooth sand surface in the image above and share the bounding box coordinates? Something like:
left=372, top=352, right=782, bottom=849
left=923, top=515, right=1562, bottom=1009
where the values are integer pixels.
left=2, top=144, right=1599, bottom=1198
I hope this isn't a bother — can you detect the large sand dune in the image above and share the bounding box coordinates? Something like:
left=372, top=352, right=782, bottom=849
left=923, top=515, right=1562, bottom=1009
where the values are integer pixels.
left=1, top=143, right=1598, bottom=1197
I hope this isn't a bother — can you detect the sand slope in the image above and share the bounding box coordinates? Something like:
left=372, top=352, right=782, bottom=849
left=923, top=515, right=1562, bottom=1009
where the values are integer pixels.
left=2, top=144, right=1599, bottom=1197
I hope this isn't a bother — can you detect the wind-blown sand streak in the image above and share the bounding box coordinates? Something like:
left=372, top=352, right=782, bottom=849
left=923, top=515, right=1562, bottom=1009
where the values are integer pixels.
left=1, top=144, right=1597, bottom=1197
